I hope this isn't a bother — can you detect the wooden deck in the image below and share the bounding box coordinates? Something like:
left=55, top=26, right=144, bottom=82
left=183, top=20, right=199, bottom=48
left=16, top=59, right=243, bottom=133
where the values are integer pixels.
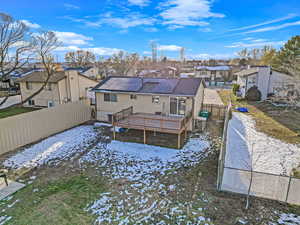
left=116, top=113, right=184, bottom=133
left=112, top=107, right=192, bottom=148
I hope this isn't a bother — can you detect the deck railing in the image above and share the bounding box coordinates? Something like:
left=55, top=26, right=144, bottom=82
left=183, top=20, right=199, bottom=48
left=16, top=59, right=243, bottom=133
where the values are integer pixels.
left=180, top=110, right=193, bottom=129
left=112, top=106, right=133, bottom=124
left=113, top=107, right=192, bottom=132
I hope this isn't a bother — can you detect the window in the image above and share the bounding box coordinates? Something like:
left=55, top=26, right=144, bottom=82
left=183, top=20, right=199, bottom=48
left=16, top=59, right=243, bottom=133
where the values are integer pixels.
left=152, top=96, right=160, bottom=104
left=48, top=101, right=54, bottom=108
left=28, top=99, right=35, bottom=106
left=130, top=94, right=137, bottom=100
left=170, top=97, right=186, bottom=116
left=26, top=82, right=32, bottom=90
left=107, top=114, right=113, bottom=123
left=104, top=93, right=117, bottom=102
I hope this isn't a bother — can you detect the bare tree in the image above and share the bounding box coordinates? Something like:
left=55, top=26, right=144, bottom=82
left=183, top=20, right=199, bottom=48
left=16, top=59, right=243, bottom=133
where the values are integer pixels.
left=0, top=13, right=32, bottom=106
left=108, top=51, right=139, bottom=76
left=65, top=50, right=95, bottom=67
left=8, top=31, right=61, bottom=107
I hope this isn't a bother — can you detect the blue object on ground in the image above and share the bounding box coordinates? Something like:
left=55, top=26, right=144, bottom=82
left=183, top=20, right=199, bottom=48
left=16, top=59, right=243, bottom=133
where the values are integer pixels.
left=119, top=128, right=127, bottom=133
left=236, top=107, right=248, bottom=113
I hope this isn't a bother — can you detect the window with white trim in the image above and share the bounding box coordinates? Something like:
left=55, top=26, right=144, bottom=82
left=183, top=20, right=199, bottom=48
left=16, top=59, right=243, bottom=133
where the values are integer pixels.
left=104, top=93, right=117, bottom=102
left=28, top=99, right=35, bottom=106
left=152, top=96, right=160, bottom=104
left=130, top=94, right=137, bottom=100
left=26, top=82, right=32, bottom=90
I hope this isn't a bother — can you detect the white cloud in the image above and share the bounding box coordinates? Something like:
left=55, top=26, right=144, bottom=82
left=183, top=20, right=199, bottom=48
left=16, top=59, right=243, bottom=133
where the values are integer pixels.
left=55, top=46, right=80, bottom=51
left=20, top=20, right=41, bottom=29
left=64, top=13, right=156, bottom=29
left=128, top=0, right=150, bottom=7
left=64, top=3, right=80, bottom=10
left=158, top=45, right=182, bottom=51
left=143, top=51, right=152, bottom=55
left=228, top=13, right=298, bottom=32
left=11, top=41, right=30, bottom=48
left=85, top=47, right=123, bottom=55
left=101, top=13, right=156, bottom=29
left=53, top=31, right=93, bottom=45
left=55, top=46, right=123, bottom=56
left=243, top=37, right=254, bottom=41
left=225, top=40, right=285, bottom=48
left=243, top=20, right=300, bottom=34
left=188, top=53, right=234, bottom=59
left=160, top=0, right=224, bottom=29
left=251, top=39, right=267, bottom=42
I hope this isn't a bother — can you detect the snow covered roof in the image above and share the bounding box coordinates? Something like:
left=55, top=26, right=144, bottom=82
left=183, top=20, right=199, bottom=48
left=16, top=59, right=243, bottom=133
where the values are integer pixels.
left=93, top=76, right=203, bottom=96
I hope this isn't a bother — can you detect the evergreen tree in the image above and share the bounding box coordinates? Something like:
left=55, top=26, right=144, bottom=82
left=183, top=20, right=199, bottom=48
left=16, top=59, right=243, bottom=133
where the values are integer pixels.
left=273, top=36, right=300, bottom=79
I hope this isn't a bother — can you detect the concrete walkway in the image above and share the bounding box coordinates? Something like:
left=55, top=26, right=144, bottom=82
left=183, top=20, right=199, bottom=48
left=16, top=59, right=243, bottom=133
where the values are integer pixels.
left=0, top=179, right=25, bottom=200
left=203, top=88, right=224, bottom=106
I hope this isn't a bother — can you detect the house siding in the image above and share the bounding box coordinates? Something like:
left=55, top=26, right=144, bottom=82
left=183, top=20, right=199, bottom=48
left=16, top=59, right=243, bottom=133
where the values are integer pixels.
left=20, top=82, right=60, bottom=107
left=20, top=70, right=98, bottom=107
left=95, top=81, right=205, bottom=130
left=95, top=93, right=194, bottom=122
left=237, top=67, right=298, bottom=100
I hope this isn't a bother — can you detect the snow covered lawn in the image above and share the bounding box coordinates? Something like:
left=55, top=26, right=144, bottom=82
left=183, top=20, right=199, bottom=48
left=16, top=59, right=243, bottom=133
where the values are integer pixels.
left=3, top=125, right=98, bottom=169
left=80, top=136, right=213, bottom=224
left=225, top=112, right=300, bottom=175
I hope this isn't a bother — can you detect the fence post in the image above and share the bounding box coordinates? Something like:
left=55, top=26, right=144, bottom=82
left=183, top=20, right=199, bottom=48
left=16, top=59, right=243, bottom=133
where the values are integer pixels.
left=285, top=176, right=292, bottom=203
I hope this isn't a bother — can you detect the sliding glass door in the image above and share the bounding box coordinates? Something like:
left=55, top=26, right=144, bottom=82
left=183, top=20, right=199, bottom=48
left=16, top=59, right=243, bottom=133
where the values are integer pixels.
left=170, top=97, right=186, bottom=116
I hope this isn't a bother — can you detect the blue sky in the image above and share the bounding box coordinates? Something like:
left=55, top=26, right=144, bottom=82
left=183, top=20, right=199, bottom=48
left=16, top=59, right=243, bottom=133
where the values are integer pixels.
left=2, top=0, right=300, bottom=60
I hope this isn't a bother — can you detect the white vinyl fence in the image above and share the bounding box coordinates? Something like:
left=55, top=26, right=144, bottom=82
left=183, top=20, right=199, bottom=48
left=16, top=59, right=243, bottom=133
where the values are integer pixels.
left=221, top=167, right=300, bottom=205
left=0, top=101, right=91, bottom=155
left=218, top=103, right=300, bottom=205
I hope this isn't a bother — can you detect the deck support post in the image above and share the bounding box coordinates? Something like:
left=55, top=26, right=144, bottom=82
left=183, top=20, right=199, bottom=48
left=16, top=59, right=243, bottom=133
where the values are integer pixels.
left=177, top=132, right=181, bottom=149
left=144, top=129, right=146, bottom=144
left=184, top=128, right=187, bottom=140
left=113, top=125, right=116, bottom=140
left=112, top=116, right=116, bottom=140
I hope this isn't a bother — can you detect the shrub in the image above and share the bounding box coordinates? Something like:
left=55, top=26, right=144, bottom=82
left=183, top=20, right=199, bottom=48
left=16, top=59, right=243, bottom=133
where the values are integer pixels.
left=245, top=86, right=262, bottom=101
left=232, top=84, right=240, bottom=96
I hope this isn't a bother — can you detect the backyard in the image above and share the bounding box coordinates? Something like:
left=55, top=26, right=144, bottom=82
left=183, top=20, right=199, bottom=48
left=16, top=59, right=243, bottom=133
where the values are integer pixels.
left=218, top=90, right=300, bottom=144
left=0, top=124, right=300, bottom=225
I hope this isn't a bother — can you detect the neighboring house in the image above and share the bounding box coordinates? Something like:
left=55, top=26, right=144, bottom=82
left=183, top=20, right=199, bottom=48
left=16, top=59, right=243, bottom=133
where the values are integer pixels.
left=194, top=65, right=232, bottom=82
left=93, top=76, right=206, bottom=131
left=236, top=66, right=298, bottom=100
left=137, top=67, right=177, bottom=78
left=64, top=67, right=100, bottom=80
left=18, top=70, right=98, bottom=107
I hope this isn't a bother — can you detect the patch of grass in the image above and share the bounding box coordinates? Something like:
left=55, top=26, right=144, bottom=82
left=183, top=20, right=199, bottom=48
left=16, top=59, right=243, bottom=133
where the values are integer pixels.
left=1, top=174, right=107, bottom=225
left=217, top=90, right=300, bottom=144
left=0, top=107, right=39, bottom=119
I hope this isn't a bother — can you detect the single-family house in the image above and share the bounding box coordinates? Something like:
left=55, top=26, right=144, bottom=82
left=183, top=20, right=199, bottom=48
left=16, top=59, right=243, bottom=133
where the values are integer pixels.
left=18, top=69, right=98, bottom=107
left=194, top=65, right=232, bottom=83
left=93, top=76, right=206, bottom=147
left=64, top=66, right=100, bottom=80
left=236, top=66, right=298, bottom=100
